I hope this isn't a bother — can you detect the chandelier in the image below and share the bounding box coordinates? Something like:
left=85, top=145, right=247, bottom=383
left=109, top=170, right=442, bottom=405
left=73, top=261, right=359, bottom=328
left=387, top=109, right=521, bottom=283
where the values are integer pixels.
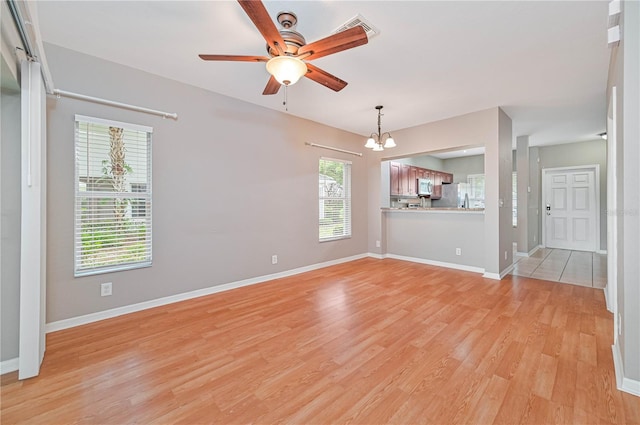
left=364, top=105, right=396, bottom=151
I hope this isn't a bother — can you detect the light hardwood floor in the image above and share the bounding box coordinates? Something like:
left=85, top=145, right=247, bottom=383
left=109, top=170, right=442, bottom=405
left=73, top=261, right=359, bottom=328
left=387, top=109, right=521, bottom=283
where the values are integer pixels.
left=2, top=258, right=638, bottom=424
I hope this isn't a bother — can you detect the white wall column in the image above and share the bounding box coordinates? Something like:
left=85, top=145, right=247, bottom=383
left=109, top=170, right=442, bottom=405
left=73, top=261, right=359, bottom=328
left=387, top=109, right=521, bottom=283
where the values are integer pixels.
left=18, top=60, right=47, bottom=379
left=516, top=136, right=530, bottom=255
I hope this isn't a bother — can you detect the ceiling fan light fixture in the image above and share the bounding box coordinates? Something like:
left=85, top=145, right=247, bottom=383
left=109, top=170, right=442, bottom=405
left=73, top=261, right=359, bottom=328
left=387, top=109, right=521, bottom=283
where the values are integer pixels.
left=266, top=56, right=308, bottom=86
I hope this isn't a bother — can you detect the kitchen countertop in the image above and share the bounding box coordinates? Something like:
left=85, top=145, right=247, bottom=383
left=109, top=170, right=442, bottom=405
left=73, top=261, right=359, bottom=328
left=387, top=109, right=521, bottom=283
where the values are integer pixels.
left=382, top=207, right=485, bottom=214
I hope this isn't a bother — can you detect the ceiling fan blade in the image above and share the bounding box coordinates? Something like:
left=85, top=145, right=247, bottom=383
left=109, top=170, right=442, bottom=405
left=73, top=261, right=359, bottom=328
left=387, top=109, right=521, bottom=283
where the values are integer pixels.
left=237, top=0, right=287, bottom=55
left=305, top=63, right=348, bottom=92
left=198, top=54, right=269, bottom=62
left=297, top=26, right=368, bottom=61
left=262, top=75, right=281, bottom=95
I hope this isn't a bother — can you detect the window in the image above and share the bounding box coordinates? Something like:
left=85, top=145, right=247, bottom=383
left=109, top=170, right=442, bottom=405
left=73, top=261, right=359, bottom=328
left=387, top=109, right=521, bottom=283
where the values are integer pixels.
left=74, top=115, right=152, bottom=276
left=319, top=158, right=351, bottom=241
left=512, top=172, right=518, bottom=227
left=466, top=174, right=485, bottom=208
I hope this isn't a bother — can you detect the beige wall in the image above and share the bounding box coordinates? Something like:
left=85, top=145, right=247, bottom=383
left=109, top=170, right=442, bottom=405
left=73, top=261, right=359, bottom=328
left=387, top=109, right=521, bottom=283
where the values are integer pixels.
left=1, top=85, right=21, bottom=362
left=44, top=44, right=369, bottom=323
left=442, top=154, right=484, bottom=183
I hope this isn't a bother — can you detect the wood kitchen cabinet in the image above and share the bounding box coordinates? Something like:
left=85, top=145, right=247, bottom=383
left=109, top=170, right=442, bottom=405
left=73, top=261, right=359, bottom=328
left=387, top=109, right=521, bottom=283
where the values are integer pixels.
left=389, top=162, right=401, bottom=196
left=389, top=162, right=451, bottom=198
left=389, top=162, right=419, bottom=197
left=431, top=172, right=444, bottom=199
left=431, top=172, right=454, bottom=199
left=400, top=164, right=411, bottom=195
left=407, top=166, right=418, bottom=196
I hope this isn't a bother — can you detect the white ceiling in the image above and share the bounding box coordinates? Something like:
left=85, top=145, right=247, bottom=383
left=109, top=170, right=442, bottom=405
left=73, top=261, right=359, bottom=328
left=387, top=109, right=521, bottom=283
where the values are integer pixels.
left=35, top=1, right=610, bottom=148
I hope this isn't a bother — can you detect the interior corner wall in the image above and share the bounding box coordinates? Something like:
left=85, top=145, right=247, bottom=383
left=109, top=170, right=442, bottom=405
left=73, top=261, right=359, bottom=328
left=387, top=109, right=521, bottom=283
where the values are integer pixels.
left=516, top=136, right=529, bottom=253
left=1, top=86, right=22, bottom=363
left=528, top=147, right=541, bottom=252
left=44, top=43, right=368, bottom=323
left=497, top=108, right=513, bottom=272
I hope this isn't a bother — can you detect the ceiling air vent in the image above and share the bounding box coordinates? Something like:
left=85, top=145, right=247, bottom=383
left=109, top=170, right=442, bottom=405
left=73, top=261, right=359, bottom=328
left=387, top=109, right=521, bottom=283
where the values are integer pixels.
left=333, top=14, right=380, bottom=39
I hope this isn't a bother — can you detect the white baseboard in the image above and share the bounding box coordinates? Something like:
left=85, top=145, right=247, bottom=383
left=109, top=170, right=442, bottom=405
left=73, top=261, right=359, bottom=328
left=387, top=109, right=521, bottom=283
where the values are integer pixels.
left=612, top=343, right=640, bottom=397
left=500, top=263, right=515, bottom=279
left=0, top=357, right=19, bottom=375
left=384, top=253, right=485, bottom=274
left=515, top=245, right=542, bottom=258
left=482, top=266, right=514, bottom=280
left=46, top=253, right=369, bottom=333
left=367, top=252, right=385, bottom=260
left=604, top=286, right=612, bottom=312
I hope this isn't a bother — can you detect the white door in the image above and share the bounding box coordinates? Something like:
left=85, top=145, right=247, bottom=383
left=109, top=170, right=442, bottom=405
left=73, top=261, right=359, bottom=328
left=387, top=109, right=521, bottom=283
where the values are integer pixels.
left=544, top=168, right=597, bottom=251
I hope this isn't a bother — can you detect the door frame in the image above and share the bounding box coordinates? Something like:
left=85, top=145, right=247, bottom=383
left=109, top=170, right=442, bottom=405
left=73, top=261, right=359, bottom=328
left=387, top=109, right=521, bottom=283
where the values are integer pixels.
left=541, top=164, right=600, bottom=252
left=606, top=86, right=617, bottom=319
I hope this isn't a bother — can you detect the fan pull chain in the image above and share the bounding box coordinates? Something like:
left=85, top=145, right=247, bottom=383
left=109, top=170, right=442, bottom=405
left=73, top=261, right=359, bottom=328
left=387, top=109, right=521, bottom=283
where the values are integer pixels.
left=283, top=85, right=288, bottom=111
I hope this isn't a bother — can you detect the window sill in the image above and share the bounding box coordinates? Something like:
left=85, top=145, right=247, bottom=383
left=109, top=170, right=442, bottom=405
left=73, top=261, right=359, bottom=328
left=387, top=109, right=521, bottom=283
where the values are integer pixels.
left=75, top=261, right=152, bottom=277
left=319, top=235, right=352, bottom=243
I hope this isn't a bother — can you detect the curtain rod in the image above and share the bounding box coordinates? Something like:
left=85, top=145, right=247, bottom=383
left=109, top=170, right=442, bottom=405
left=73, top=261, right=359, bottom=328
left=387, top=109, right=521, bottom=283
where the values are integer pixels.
left=305, top=142, right=362, bottom=157
left=52, top=89, right=178, bottom=120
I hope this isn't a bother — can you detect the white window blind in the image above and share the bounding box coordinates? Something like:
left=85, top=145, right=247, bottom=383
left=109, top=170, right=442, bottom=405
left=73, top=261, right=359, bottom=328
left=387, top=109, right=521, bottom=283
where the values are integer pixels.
left=319, top=157, right=352, bottom=241
left=74, top=115, right=152, bottom=276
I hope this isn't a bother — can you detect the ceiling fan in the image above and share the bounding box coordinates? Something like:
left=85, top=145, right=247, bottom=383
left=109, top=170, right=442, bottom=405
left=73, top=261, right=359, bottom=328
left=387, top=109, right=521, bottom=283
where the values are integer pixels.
left=199, top=0, right=369, bottom=95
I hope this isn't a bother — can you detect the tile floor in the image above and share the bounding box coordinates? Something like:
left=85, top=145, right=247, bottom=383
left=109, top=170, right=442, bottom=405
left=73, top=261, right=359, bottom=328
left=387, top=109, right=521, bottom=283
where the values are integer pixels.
left=511, top=247, right=607, bottom=288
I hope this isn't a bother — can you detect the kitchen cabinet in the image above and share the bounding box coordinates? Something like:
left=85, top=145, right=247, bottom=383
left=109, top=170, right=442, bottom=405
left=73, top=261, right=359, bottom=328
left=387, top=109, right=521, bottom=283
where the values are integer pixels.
left=432, top=172, right=444, bottom=199
left=400, top=164, right=411, bottom=195
left=407, top=166, right=418, bottom=196
left=390, top=162, right=417, bottom=197
left=389, top=162, right=451, bottom=198
left=390, top=162, right=401, bottom=196
left=431, top=172, right=454, bottom=199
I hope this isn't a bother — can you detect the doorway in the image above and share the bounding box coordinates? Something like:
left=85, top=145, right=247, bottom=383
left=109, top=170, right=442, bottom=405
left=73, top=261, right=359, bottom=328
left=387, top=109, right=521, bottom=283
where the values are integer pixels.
left=542, top=166, right=599, bottom=252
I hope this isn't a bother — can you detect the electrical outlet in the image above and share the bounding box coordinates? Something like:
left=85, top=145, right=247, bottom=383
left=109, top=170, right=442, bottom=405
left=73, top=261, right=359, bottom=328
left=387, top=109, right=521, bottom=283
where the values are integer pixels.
left=504, top=251, right=508, bottom=260
left=455, top=248, right=461, bottom=256
left=101, top=282, right=112, bottom=297
left=376, top=240, right=381, bottom=248
left=271, top=255, right=278, bottom=265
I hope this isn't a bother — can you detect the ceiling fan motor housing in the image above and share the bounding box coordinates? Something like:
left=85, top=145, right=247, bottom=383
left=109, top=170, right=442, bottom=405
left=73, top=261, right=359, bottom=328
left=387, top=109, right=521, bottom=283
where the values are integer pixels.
left=267, top=11, right=306, bottom=56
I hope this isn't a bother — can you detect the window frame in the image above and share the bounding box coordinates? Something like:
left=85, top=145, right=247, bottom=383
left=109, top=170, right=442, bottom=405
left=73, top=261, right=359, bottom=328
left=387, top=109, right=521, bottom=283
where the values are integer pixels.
left=318, top=157, right=352, bottom=242
left=466, top=173, right=486, bottom=209
left=74, top=115, right=153, bottom=276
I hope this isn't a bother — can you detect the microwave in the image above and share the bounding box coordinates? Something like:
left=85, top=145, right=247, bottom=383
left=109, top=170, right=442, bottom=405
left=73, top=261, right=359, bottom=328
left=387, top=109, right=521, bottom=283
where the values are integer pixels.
left=417, top=178, right=433, bottom=196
